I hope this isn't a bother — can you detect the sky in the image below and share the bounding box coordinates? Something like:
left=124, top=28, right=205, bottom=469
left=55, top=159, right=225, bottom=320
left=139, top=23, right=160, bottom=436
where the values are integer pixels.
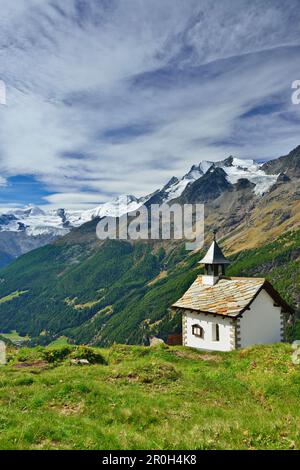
left=0, top=0, right=300, bottom=211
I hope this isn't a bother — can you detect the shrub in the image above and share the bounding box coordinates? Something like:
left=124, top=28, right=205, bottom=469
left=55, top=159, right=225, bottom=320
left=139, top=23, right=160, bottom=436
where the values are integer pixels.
left=287, top=319, right=300, bottom=342
left=42, top=346, right=72, bottom=363
left=71, top=346, right=106, bottom=364
left=15, top=349, right=30, bottom=363
left=16, top=347, right=44, bottom=363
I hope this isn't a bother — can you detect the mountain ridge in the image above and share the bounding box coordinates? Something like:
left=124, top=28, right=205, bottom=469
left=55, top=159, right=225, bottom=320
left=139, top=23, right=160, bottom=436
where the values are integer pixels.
left=262, top=145, right=300, bottom=178
left=0, top=148, right=286, bottom=266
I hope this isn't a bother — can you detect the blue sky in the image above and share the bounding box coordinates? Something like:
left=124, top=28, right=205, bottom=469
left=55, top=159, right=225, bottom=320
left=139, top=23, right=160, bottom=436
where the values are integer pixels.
left=0, top=175, right=51, bottom=207
left=0, top=0, right=300, bottom=210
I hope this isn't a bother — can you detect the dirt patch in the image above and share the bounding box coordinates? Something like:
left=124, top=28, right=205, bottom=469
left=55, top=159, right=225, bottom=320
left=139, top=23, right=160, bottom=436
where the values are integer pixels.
left=33, top=439, right=63, bottom=450
left=50, top=402, right=85, bottom=416
left=59, top=402, right=84, bottom=416
left=109, top=363, right=180, bottom=385
left=147, top=271, right=168, bottom=286
left=13, top=361, right=49, bottom=369
left=173, top=350, right=221, bottom=362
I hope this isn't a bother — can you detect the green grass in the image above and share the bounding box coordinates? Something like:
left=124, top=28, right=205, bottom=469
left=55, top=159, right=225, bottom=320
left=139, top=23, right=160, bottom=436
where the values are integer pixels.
left=0, top=343, right=299, bottom=450
left=0, top=330, right=29, bottom=342
left=48, top=336, right=70, bottom=347
left=0, top=291, right=28, bottom=304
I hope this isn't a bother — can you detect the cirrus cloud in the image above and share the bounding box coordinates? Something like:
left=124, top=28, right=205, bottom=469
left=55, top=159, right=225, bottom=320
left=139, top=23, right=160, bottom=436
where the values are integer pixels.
left=0, top=0, right=300, bottom=209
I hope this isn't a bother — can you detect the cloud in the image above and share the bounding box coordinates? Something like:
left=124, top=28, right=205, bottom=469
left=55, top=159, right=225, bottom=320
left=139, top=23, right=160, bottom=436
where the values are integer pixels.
left=0, top=176, right=7, bottom=187
left=43, top=191, right=113, bottom=210
left=0, top=0, right=299, bottom=209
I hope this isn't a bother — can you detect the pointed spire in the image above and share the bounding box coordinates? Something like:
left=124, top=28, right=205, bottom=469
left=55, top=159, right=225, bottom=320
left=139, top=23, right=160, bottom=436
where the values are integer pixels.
left=199, top=229, right=230, bottom=286
left=199, top=230, right=230, bottom=266
left=199, top=230, right=230, bottom=285
left=199, top=241, right=230, bottom=265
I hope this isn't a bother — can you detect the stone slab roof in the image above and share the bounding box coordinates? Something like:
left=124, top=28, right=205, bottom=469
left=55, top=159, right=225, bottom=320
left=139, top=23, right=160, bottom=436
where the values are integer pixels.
left=172, top=276, right=294, bottom=317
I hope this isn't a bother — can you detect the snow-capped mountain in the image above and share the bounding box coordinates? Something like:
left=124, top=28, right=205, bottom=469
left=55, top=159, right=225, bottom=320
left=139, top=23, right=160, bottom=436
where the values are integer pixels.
left=0, top=156, right=279, bottom=237
left=0, top=154, right=281, bottom=266
left=160, top=156, right=278, bottom=203
left=160, top=160, right=216, bottom=202
left=67, top=194, right=151, bottom=227
left=215, top=156, right=278, bottom=195
left=0, top=196, right=154, bottom=236
left=0, top=206, right=71, bottom=236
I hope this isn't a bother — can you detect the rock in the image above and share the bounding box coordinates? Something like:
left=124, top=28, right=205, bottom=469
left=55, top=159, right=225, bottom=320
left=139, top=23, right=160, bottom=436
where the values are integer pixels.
left=0, top=340, right=6, bottom=365
left=70, top=358, right=90, bottom=365
left=149, top=337, right=165, bottom=346
left=178, top=167, right=233, bottom=204
left=234, top=178, right=256, bottom=191
left=262, top=145, right=300, bottom=178
left=277, top=172, right=291, bottom=183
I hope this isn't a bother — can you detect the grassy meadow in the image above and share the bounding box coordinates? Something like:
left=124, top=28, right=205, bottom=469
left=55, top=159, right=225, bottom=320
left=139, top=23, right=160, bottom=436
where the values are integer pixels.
left=0, top=343, right=300, bottom=450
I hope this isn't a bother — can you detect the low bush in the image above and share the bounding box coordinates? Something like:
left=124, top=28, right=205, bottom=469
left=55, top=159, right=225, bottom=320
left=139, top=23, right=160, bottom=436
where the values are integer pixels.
left=42, top=346, right=72, bottom=363
left=16, top=347, right=44, bottom=363
left=70, top=346, right=106, bottom=364
left=12, top=345, right=106, bottom=365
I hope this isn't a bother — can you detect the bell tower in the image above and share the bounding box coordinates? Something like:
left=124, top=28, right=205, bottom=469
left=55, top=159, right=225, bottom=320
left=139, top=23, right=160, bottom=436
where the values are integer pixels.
left=199, top=229, right=230, bottom=285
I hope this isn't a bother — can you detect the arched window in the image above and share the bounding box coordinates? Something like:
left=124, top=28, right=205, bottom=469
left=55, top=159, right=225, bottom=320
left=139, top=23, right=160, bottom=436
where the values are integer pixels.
left=192, top=324, right=204, bottom=338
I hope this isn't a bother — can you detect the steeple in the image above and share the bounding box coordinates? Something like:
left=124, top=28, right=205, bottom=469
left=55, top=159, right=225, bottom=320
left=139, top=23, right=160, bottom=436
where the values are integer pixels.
left=199, top=229, right=230, bottom=285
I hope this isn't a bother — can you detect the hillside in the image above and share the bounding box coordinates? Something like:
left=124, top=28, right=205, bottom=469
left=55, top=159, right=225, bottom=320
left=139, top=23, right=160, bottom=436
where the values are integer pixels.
left=0, top=227, right=299, bottom=346
left=0, top=343, right=299, bottom=450
left=0, top=250, right=13, bottom=268
left=0, top=145, right=299, bottom=346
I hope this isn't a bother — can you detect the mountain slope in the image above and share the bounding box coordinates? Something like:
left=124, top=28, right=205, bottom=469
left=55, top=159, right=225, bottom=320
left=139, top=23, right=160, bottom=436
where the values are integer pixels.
left=0, top=222, right=299, bottom=346
left=0, top=151, right=281, bottom=266
left=0, top=230, right=60, bottom=264
left=262, top=145, right=300, bottom=178
left=0, top=251, right=13, bottom=268
left=0, top=145, right=299, bottom=345
left=178, top=167, right=233, bottom=203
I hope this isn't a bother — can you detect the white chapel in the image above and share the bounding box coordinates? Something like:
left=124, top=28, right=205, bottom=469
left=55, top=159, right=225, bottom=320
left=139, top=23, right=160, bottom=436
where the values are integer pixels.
left=172, top=232, right=294, bottom=352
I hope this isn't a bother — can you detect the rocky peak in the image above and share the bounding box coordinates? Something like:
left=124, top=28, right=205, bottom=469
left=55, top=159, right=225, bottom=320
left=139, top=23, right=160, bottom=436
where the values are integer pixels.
left=234, top=178, right=256, bottom=191
left=262, top=145, right=300, bottom=178
left=179, top=166, right=233, bottom=203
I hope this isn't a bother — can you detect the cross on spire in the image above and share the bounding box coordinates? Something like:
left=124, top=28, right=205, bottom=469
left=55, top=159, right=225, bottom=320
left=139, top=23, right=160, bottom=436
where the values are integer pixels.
left=213, top=228, right=218, bottom=241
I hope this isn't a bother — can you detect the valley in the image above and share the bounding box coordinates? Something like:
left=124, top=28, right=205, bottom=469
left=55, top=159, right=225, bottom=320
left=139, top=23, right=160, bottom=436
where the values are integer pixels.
left=0, top=145, right=299, bottom=347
